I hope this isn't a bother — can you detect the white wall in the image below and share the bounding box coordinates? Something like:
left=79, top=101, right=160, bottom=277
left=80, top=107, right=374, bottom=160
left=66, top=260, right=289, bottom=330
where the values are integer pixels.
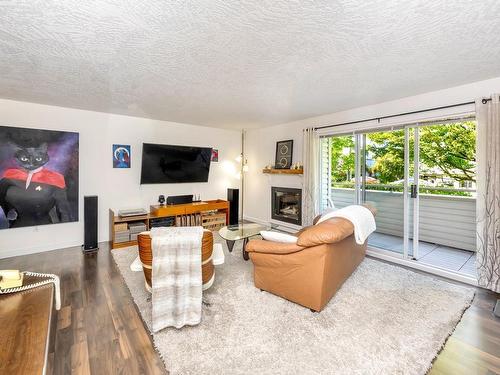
left=244, top=76, right=500, bottom=224
left=244, top=128, right=303, bottom=226
left=0, top=99, right=241, bottom=258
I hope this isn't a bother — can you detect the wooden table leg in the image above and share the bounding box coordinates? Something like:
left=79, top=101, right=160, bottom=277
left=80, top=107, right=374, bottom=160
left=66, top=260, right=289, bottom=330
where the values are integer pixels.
left=242, top=238, right=249, bottom=261
left=226, top=240, right=235, bottom=253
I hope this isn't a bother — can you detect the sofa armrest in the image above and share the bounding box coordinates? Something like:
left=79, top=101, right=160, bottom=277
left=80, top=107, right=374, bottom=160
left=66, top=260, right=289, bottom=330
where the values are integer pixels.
left=296, top=217, right=354, bottom=247
left=245, top=239, right=305, bottom=255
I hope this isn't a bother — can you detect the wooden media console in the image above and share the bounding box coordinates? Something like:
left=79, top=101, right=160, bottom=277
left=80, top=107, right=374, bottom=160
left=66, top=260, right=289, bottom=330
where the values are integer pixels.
left=109, top=199, right=230, bottom=249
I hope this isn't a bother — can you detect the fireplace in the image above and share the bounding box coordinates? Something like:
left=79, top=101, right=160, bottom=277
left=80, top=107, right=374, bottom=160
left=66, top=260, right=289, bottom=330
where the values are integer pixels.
left=271, top=187, right=302, bottom=226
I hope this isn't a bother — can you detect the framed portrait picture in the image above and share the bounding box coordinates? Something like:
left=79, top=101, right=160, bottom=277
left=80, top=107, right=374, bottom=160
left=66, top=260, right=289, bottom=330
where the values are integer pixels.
left=211, top=148, right=219, bottom=162
left=275, top=140, right=293, bottom=169
left=0, top=125, right=79, bottom=230
left=113, top=144, right=131, bottom=168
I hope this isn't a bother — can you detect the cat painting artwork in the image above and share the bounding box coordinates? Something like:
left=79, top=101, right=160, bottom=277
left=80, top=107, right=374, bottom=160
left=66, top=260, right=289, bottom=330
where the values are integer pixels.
left=0, top=126, right=79, bottom=229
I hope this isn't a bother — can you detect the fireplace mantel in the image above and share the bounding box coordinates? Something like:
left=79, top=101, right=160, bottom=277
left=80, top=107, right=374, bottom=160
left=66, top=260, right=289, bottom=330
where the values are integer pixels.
left=263, top=168, right=303, bottom=175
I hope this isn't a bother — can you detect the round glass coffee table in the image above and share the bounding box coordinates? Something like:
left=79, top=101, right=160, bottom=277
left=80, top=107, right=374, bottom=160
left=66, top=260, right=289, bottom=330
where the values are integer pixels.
left=218, top=223, right=268, bottom=260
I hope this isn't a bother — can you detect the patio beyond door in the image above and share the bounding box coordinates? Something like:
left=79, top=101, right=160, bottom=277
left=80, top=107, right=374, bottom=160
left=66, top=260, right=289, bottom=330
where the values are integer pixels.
left=320, top=119, right=477, bottom=277
left=359, top=129, right=409, bottom=257
left=362, top=126, right=423, bottom=260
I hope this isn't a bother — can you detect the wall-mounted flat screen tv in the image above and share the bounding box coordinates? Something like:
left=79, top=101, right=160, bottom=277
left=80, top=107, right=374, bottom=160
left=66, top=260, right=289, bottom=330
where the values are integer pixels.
left=140, top=143, right=212, bottom=184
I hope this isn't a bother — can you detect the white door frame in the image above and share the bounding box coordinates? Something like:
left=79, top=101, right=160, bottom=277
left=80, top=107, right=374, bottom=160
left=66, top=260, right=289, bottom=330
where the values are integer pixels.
left=403, top=125, right=420, bottom=260
left=412, top=126, right=420, bottom=260
left=403, top=127, right=410, bottom=259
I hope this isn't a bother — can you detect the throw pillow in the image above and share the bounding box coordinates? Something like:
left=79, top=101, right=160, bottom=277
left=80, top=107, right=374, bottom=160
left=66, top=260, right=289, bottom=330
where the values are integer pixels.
left=260, top=230, right=298, bottom=244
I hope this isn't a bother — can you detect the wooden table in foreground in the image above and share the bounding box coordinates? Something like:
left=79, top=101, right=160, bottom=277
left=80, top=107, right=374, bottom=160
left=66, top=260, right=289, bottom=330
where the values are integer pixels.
left=0, top=284, right=54, bottom=375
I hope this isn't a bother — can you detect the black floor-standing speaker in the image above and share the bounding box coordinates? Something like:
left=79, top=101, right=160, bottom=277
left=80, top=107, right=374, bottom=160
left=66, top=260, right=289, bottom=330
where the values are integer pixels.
left=227, top=188, right=239, bottom=226
left=83, top=195, right=99, bottom=252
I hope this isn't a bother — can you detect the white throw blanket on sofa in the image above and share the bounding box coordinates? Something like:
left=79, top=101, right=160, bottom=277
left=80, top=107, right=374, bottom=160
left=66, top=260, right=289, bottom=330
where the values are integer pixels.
left=317, top=205, right=376, bottom=245
left=150, top=226, right=203, bottom=332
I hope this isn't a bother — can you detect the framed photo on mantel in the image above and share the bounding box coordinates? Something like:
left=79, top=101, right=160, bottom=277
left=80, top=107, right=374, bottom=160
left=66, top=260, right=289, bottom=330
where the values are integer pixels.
left=275, top=140, right=293, bottom=169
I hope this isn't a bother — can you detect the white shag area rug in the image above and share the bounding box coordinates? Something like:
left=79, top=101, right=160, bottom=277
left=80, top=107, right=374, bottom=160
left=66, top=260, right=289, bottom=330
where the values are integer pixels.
left=112, top=237, right=474, bottom=375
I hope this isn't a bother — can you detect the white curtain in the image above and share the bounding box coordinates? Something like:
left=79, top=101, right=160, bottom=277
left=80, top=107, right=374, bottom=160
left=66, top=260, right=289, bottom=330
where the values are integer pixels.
left=302, top=128, right=320, bottom=226
left=476, top=94, right=500, bottom=292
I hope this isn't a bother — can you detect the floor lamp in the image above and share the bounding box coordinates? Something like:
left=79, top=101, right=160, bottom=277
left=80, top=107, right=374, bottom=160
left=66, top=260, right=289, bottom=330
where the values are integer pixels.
left=235, top=130, right=248, bottom=222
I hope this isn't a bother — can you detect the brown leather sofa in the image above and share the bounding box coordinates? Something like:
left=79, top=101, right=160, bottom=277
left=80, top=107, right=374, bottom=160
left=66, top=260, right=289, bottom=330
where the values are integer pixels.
left=246, top=206, right=376, bottom=312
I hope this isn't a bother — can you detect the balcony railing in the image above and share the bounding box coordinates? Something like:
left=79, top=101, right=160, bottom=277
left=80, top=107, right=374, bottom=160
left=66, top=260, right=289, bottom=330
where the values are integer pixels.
left=329, top=186, right=477, bottom=252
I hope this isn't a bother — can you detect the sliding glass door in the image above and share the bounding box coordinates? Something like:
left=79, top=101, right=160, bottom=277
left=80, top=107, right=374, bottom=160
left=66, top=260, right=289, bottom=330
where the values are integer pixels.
left=360, top=129, right=409, bottom=256
left=320, top=128, right=413, bottom=257
left=411, top=121, right=477, bottom=275
left=320, top=118, right=477, bottom=276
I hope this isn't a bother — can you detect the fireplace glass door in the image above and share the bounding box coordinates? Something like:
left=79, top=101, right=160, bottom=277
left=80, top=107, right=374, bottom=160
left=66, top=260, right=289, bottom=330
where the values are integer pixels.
left=271, top=187, right=302, bottom=226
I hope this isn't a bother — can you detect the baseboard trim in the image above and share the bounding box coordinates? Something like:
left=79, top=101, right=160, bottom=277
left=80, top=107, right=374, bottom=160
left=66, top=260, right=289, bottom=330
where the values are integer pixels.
left=0, top=240, right=82, bottom=259
left=0, top=237, right=110, bottom=259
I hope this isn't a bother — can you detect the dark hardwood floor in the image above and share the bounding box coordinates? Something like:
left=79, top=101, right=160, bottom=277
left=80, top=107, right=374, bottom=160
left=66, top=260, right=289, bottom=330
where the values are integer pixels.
left=1, top=242, right=166, bottom=375
left=1, top=243, right=499, bottom=374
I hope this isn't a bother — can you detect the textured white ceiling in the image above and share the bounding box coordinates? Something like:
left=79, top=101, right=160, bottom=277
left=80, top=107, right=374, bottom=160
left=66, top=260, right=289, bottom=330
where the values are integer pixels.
left=1, top=1, right=500, bottom=129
